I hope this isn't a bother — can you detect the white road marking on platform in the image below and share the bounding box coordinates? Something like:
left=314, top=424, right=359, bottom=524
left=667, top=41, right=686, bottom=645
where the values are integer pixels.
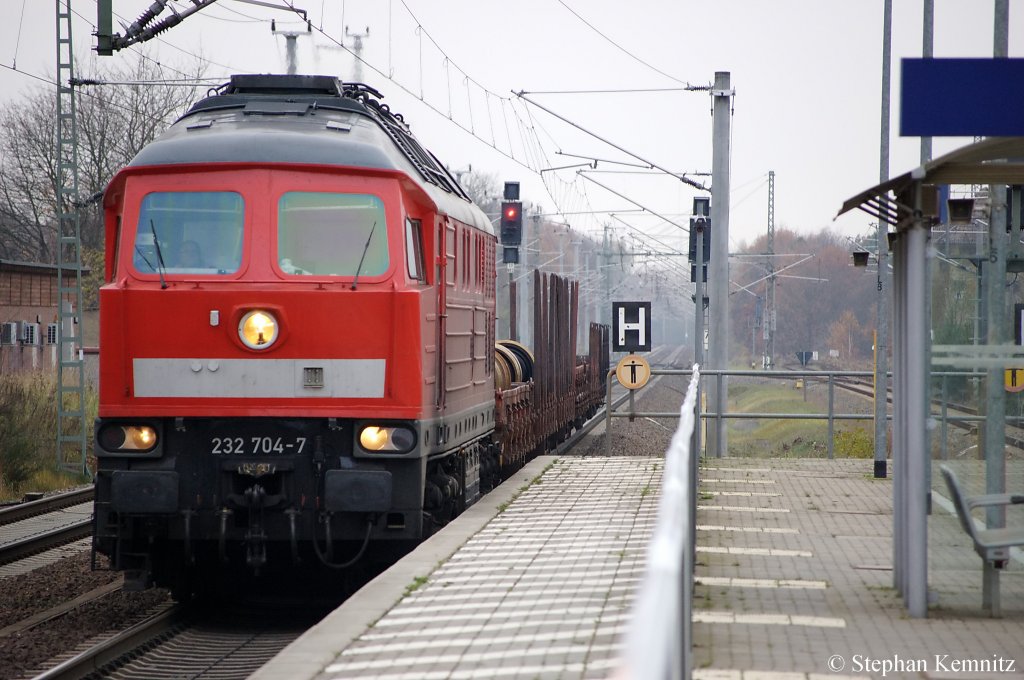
left=327, top=641, right=621, bottom=673
left=696, top=576, right=827, bottom=589
left=405, top=579, right=641, bottom=601
left=701, top=478, right=777, bottom=484
left=693, top=611, right=846, bottom=628
left=694, top=672, right=867, bottom=680
left=701, top=467, right=773, bottom=473
left=371, top=604, right=606, bottom=627
left=451, top=540, right=647, bottom=556
left=325, top=658, right=619, bottom=680
left=477, top=520, right=658, bottom=532
left=433, top=561, right=648, bottom=576
left=698, top=505, right=790, bottom=513
left=338, top=624, right=628, bottom=657
left=357, top=611, right=633, bottom=641
left=390, top=594, right=619, bottom=615
left=697, top=524, right=798, bottom=534
left=425, top=567, right=640, bottom=586
left=704, top=490, right=782, bottom=497
left=697, top=546, right=813, bottom=557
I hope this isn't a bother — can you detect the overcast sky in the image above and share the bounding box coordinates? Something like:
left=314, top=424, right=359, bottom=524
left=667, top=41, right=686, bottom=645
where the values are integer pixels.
left=1, top=1, right=1019, bottom=254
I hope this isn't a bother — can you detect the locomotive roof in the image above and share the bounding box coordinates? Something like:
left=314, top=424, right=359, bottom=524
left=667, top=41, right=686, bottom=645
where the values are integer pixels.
left=127, top=75, right=491, bottom=233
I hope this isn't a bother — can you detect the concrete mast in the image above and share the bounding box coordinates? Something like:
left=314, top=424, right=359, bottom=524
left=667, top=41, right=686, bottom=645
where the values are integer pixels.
left=707, top=72, right=732, bottom=457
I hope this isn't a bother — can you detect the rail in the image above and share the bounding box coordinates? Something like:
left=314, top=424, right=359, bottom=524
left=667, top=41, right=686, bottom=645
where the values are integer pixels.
left=0, top=518, right=93, bottom=565
left=0, top=487, right=93, bottom=525
left=613, top=364, right=700, bottom=680
left=31, top=603, right=183, bottom=680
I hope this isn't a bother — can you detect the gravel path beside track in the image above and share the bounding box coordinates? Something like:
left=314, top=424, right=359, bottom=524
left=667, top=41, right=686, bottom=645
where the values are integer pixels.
left=0, top=552, right=170, bottom=680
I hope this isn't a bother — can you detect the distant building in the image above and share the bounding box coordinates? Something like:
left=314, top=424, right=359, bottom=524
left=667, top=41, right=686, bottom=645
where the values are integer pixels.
left=0, top=259, right=91, bottom=373
left=0, top=259, right=88, bottom=323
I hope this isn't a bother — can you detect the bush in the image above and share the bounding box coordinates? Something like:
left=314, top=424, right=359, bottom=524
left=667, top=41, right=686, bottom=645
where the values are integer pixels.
left=834, top=427, right=873, bottom=458
left=0, top=371, right=93, bottom=500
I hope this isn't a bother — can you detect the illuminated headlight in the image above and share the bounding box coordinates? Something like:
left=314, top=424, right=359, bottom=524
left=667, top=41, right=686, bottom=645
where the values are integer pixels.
left=358, top=425, right=416, bottom=453
left=239, top=310, right=279, bottom=350
left=98, top=424, right=158, bottom=453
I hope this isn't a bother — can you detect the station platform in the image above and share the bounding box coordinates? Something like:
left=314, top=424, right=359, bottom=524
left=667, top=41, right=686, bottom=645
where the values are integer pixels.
left=252, top=452, right=1024, bottom=680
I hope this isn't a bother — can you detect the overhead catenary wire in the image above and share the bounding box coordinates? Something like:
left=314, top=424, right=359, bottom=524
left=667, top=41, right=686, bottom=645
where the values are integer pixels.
left=553, top=0, right=694, bottom=87
left=579, top=172, right=690, bottom=232
left=517, top=91, right=708, bottom=192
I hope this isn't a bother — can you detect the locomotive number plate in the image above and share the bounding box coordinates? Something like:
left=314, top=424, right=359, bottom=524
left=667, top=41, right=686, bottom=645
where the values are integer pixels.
left=210, top=436, right=308, bottom=455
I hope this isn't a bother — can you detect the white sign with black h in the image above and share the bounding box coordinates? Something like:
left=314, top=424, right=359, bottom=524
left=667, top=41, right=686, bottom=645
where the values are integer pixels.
left=612, top=301, right=652, bottom=352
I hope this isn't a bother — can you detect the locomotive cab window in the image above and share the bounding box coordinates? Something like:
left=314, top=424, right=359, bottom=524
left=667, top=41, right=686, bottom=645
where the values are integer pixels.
left=132, top=192, right=244, bottom=276
left=277, top=192, right=388, bottom=277
left=405, top=218, right=425, bottom=282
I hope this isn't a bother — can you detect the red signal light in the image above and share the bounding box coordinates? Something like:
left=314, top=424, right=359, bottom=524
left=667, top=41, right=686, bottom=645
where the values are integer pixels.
left=500, top=200, right=523, bottom=245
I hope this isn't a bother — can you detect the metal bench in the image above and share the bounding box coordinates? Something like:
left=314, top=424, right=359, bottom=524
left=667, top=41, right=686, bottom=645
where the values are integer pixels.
left=939, top=464, right=1024, bottom=616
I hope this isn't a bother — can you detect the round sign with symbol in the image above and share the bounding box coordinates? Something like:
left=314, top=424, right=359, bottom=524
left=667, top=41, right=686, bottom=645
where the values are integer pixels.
left=1005, top=368, right=1024, bottom=393
left=615, top=354, right=652, bottom=390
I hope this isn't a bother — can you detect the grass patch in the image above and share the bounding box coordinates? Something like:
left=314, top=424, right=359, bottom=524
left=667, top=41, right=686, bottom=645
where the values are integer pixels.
left=403, top=575, right=429, bottom=596
left=834, top=426, right=874, bottom=458
left=724, top=382, right=866, bottom=458
left=0, top=371, right=93, bottom=502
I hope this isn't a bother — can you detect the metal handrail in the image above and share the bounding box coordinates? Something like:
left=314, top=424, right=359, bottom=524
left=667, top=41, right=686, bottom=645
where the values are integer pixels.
left=614, top=363, right=700, bottom=680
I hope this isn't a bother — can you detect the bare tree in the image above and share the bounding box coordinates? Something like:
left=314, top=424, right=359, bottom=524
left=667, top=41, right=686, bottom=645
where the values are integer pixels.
left=457, top=170, right=500, bottom=217
left=0, top=52, right=207, bottom=262
left=0, top=89, right=60, bottom=261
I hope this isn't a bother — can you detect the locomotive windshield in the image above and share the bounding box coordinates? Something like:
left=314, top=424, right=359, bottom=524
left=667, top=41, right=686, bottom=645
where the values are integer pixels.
left=277, top=192, right=388, bottom=277
left=132, top=192, right=244, bottom=275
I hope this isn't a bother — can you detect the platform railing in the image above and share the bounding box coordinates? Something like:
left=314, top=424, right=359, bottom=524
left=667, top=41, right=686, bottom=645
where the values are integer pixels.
left=613, top=364, right=700, bottom=680
left=607, top=369, right=883, bottom=458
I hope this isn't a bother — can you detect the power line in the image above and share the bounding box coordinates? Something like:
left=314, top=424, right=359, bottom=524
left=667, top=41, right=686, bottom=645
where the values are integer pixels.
left=0, top=62, right=55, bottom=87
left=13, top=0, right=28, bottom=69
left=553, top=0, right=694, bottom=86
left=519, top=88, right=693, bottom=95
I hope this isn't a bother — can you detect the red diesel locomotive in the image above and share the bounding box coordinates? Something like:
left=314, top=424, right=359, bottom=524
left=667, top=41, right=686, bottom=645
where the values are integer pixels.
left=92, top=74, right=606, bottom=596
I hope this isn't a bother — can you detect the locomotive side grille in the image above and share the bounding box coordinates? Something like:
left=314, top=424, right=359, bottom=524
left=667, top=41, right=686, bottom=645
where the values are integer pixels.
left=303, top=367, right=324, bottom=388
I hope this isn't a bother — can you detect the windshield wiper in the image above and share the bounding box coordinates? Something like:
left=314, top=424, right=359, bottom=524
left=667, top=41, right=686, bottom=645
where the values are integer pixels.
left=134, top=245, right=157, bottom=273
left=150, top=220, right=168, bottom=289
left=350, top=221, right=377, bottom=291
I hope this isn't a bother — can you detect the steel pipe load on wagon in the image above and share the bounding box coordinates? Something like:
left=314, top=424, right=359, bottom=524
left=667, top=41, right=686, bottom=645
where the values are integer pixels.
left=494, top=340, right=534, bottom=390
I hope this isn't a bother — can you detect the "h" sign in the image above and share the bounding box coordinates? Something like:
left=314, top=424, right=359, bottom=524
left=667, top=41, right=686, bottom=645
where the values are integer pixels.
left=612, top=301, right=652, bottom=352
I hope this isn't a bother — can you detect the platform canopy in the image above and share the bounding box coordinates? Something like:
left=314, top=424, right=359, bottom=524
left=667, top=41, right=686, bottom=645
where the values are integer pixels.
left=834, top=135, right=1024, bottom=619
left=838, top=136, right=1024, bottom=230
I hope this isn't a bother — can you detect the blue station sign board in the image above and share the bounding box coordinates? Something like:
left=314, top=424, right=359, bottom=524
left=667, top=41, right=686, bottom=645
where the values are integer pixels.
left=901, top=58, right=1024, bottom=137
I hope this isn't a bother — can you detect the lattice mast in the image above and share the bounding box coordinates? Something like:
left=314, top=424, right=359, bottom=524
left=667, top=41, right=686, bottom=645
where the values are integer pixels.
left=764, top=170, right=776, bottom=369
left=55, top=0, right=88, bottom=473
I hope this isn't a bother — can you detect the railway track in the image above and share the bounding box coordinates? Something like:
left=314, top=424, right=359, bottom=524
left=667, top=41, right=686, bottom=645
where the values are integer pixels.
left=0, top=488, right=93, bottom=525
left=0, top=488, right=94, bottom=567
left=30, top=600, right=334, bottom=680
left=831, top=375, right=1024, bottom=452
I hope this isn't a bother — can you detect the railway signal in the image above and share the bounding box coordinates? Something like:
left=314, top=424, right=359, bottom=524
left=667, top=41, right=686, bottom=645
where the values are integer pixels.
left=500, top=201, right=523, bottom=245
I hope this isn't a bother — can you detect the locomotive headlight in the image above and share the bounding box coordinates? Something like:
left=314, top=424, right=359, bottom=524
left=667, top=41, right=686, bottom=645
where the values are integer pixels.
left=358, top=425, right=416, bottom=453
left=239, top=310, right=279, bottom=350
left=98, top=424, right=158, bottom=453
